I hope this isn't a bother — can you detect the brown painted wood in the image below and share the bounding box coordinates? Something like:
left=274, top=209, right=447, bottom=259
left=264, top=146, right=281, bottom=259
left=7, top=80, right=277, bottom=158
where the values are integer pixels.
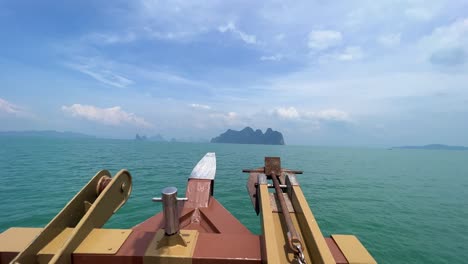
left=199, top=198, right=252, bottom=234
left=69, top=231, right=262, bottom=264
left=246, top=173, right=260, bottom=214
left=73, top=254, right=141, bottom=264
left=193, top=233, right=261, bottom=264
left=185, top=179, right=212, bottom=208
left=325, top=237, right=348, bottom=264
left=132, top=212, right=164, bottom=232
left=1, top=252, right=17, bottom=263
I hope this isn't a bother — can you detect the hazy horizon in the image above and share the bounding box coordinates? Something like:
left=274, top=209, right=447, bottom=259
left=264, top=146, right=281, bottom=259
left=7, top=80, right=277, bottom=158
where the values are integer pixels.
left=2, top=129, right=468, bottom=149
left=1, top=1, right=468, bottom=146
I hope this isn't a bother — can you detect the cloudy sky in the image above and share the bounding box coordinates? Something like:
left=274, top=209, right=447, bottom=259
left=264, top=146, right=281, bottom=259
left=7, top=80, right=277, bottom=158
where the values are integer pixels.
left=1, top=0, right=467, bottom=145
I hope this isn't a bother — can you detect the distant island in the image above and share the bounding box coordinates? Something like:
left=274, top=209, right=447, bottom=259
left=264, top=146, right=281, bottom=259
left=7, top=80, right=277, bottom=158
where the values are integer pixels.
left=0, top=130, right=95, bottom=139
left=135, top=133, right=166, bottom=141
left=135, top=134, right=208, bottom=143
left=211, top=127, right=285, bottom=145
left=392, top=144, right=468, bottom=150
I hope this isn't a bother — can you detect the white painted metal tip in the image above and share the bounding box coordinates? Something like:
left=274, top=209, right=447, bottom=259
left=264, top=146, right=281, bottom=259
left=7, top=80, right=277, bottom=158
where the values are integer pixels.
left=190, top=152, right=216, bottom=180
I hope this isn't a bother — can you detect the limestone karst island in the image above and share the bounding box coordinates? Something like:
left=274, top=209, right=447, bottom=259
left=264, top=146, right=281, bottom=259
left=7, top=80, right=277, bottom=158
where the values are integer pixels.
left=210, top=127, right=285, bottom=145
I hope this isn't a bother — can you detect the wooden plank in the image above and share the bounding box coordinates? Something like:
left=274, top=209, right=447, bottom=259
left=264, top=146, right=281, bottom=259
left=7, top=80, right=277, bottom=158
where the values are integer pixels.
left=0, top=228, right=42, bottom=252
left=190, top=153, right=216, bottom=180
left=268, top=193, right=294, bottom=213
left=291, top=185, right=336, bottom=264
left=324, top=237, right=348, bottom=264
left=271, top=212, right=313, bottom=263
left=258, top=175, right=281, bottom=264
left=193, top=233, right=261, bottom=263
left=332, top=235, right=377, bottom=264
left=0, top=228, right=132, bottom=263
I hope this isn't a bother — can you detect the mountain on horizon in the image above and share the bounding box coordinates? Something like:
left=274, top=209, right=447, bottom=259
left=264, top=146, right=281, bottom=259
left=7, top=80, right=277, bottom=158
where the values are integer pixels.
left=392, top=144, right=468, bottom=150
left=0, top=130, right=95, bottom=139
left=211, top=127, right=285, bottom=145
left=135, top=133, right=167, bottom=142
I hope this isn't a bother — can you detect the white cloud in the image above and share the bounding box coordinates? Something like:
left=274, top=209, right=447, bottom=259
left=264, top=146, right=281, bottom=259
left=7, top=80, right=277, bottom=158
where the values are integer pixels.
left=378, top=33, right=401, bottom=47
left=225, top=111, right=238, bottom=120
left=308, top=30, right=342, bottom=50
left=65, top=56, right=205, bottom=92
left=304, top=109, right=351, bottom=122
left=424, top=18, right=468, bottom=49
left=85, top=32, right=136, bottom=44
left=420, top=18, right=468, bottom=66
left=62, top=104, right=152, bottom=127
left=336, top=46, right=364, bottom=61
left=0, top=98, right=22, bottom=114
left=405, top=8, right=434, bottom=21
left=68, top=62, right=134, bottom=88
left=209, top=111, right=238, bottom=120
left=0, top=97, right=35, bottom=119
left=218, top=22, right=257, bottom=44
left=217, top=23, right=234, bottom=33
left=275, top=33, right=285, bottom=41
left=208, top=111, right=244, bottom=126
left=319, top=46, right=364, bottom=62
left=190, top=103, right=211, bottom=110
left=143, top=27, right=196, bottom=41
left=273, top=106, right=350, bottom=122
left=260, top=54, right=283, bottom=61
left=274, top=107, right=300, bottom=119
left=148, top=71, right=204, bottom=87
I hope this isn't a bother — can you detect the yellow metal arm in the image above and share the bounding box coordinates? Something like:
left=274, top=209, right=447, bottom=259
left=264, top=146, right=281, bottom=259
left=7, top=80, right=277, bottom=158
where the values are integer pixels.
left=10, top=170, right=132, bottom=264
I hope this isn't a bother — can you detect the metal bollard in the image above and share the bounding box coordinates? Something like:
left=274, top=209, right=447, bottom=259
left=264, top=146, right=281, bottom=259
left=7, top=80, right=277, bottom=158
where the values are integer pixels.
left=161, top=187, right=179, bottom=235
left=152, top=187, right=188, bottom=236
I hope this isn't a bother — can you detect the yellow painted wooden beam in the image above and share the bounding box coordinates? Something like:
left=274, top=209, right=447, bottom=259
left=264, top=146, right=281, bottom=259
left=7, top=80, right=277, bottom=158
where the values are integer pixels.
left=258, top=174, right=281, bottom=264
left=0, top=227, right=131, bottom=262
left=290, top=185, right=336, bottom=264
left=0, top=228, right=42, bottom=253
left=332, top=235, right=377, bottom=264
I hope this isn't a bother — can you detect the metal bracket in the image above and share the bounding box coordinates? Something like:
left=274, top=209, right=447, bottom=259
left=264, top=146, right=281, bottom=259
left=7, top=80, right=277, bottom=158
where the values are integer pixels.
left=258, top=173, right=268, bottom=185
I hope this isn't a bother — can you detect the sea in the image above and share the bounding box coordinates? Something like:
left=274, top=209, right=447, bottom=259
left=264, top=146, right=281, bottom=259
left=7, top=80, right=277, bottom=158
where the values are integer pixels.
left=0, top=137, right=466, bottom=263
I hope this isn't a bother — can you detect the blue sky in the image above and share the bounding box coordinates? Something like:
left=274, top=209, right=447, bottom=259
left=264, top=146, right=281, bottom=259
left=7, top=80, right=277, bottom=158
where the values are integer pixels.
left=1, top=0, right=468, bottom=145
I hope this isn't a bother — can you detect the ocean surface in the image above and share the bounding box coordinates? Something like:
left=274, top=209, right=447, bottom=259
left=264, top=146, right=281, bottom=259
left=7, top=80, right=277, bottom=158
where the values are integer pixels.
left=0, top=137, right=466, bottom=263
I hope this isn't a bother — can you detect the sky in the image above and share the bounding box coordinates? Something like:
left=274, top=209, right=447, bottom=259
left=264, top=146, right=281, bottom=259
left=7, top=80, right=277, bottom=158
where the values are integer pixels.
left=1, top=0, right=468, bottom=146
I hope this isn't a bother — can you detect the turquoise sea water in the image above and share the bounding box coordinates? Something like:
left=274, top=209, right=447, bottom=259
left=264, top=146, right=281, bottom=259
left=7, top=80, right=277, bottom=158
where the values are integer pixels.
left=0, top=137, right=467, bottom=263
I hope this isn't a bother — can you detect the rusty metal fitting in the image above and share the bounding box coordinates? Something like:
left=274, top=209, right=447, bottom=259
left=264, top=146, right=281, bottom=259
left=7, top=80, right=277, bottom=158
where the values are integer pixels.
left=96, top=176, right=112, bottom=195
